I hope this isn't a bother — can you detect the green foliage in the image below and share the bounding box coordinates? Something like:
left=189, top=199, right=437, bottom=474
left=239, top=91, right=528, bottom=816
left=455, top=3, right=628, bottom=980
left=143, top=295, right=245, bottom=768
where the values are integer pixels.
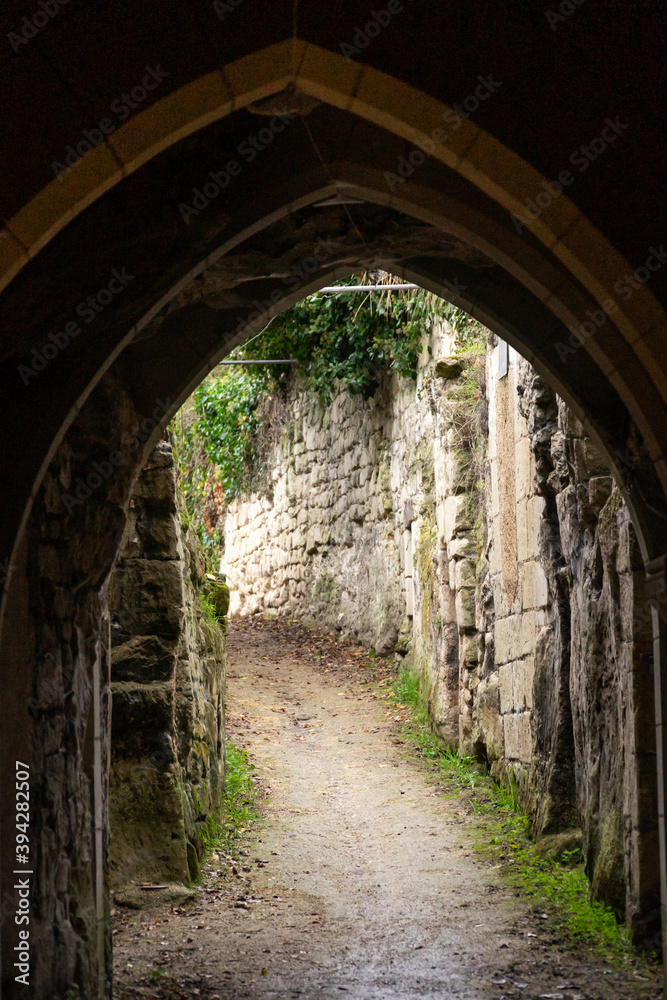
left=446, top=305, right=487, bottom=349
left=193, top=369, right=275, bottom=497
left=198, top=591, right=218, bottom=624
left=171, top=275, right=487, bottom=563
left=200, top=741, right=261, bottom=858
left=172, top=419, right=223, bottom=567
left=198, top=579, right=230, bottom=631
left=391, top=668, right=487, bottom=791
left=241, top=276, right=441, bottom=405
left=172, top=276, right=481, bottom=509
left=150, top=966, right=172, bottom=980
left=386, top=666, right=636, bottom=963
left=482, top=809, right=632, bottom=956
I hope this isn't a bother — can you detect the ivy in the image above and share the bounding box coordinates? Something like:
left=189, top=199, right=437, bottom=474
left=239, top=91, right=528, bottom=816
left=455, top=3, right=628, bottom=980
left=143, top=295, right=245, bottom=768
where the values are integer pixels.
left=172, top=274, right=486, bottom=551
left=242, top=276, right=440, bottom=405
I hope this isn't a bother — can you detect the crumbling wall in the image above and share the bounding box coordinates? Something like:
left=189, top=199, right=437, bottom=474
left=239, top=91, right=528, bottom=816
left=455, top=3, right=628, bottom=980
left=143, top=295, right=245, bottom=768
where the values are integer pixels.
left=223, top=323, right=479, bottom=743
left=108, top=440, right=227, bottom=888
left=474, top=347, right=659, bottom=939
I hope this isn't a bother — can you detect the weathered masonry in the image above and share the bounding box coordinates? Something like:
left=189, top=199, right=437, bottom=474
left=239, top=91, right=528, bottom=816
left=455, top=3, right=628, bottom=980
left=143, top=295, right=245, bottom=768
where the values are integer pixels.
left=224, top=328, right=659, bottom=940
left=108, top=440, right=227, bottom=893
left=1, top=8, right=666, bottom=997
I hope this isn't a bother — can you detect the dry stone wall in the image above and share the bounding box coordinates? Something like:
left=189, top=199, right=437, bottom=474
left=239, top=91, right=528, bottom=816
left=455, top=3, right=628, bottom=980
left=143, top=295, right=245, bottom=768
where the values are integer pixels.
left=108, top=440, right=227, bottom=890
left=223, top=323, right=479, bottom=744
left=223, top=330, right=659, bottom=939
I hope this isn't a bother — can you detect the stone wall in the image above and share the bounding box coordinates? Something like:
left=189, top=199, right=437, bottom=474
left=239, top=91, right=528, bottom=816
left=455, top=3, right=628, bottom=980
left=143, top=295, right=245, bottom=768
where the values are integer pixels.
left=222, top=332, right=659, bottom=939
left=108, top=440, right=227, bottom=889
left=223, top=323, right=480, bottom=743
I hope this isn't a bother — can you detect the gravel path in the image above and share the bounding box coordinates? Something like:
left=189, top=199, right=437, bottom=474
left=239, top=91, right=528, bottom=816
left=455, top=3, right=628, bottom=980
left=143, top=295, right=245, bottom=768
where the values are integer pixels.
left=112, top=618, right=660, bottom=1000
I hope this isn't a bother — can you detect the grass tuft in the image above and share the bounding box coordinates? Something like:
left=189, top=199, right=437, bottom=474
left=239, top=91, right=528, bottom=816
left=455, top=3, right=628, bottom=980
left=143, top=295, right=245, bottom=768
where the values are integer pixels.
left=386, top=665, right=638, bottom=964
left=200, top=740, right=261, bottom=859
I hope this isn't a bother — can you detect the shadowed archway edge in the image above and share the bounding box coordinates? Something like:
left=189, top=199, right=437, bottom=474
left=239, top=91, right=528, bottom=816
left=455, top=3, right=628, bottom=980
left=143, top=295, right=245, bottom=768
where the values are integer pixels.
left=1, top=40, right=664, bottom=380
left=4, top=163, right=665, bottom=616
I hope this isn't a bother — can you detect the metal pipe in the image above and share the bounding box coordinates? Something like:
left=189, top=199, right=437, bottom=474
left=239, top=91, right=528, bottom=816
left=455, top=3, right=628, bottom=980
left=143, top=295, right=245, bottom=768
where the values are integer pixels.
left=312, top=284, right=419, bottom=292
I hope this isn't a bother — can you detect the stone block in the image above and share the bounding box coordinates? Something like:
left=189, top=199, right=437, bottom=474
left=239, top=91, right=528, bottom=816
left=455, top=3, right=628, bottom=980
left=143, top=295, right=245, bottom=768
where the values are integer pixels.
left=460, top=633, right=478, bottom=666
left=109, top=559, right=185, bottom=643
left=514, top=401, right=529, bottom=445
left=448, top=535, right=475, bottom=561
left=434, top=357, right=465, bottom=379
left=494, top=614, right=521, bottom=665
left=522, top=609, right=545, bottom=657
left=454, top=558, right=476, bottom=590
left=111, top=635, right=177, bottom=683
left=444, top=495, right=473, bottom=542
left=503, top=712, right=532, bottom=763
left=585, top=438, right=609, bottom=478
left=516, top=498, right=528, bottom=563
left=476, top=673, right=504, bottom=761
left=526, top=495, right=545, bottom=555
left=513, top=654, right=535, bottom=711
left=499, top=662, right=514, bottom=714
left=488, top=518, right=502, bottom=576
left=455, top=586, right=476, bottom=631
left=588, top=475, right=614, bottom=510
left=521, top=560, right=549, bottom=610
left=489, top=460, right=500, bottom=519
left=559, top=404, right=583, bottom=438
left=131, top=465, right=178, bottom=512
left=290, top=529, right=306, bottom=551
left=111, top=681, right=174, bottom=736
left=444, top=444, right=470, bottom=495
left=515, top=435, right=532, bottom=500
left=491, top=571, right=511, bottom=619
left=572, top=437, right=589, bottom=482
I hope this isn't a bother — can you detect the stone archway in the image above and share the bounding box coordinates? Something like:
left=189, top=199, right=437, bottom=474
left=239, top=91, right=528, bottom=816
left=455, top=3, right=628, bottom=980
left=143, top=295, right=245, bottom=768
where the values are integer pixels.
left=1, top=13, right=666, bottom=997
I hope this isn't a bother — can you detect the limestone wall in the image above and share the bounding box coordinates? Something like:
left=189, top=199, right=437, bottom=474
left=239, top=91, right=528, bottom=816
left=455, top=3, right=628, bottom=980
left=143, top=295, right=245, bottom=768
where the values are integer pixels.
left=108, top=440, right=227, bottom=888
left=472, top=347, right=659, bottom=937
left=223, top=323, right=481, bottom=743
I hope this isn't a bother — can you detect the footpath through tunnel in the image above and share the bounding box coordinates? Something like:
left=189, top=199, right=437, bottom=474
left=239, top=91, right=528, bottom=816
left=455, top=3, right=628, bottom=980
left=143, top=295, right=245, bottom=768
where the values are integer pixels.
left=110, top=615, right=662, bottom=1000
left=106, top=283, right=662, bottom=999
left=1, top=12, right=667, bottom=997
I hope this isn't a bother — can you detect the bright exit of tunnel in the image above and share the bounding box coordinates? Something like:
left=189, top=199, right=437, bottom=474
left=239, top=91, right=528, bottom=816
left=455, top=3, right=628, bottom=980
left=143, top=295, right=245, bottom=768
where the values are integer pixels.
left=0, top=9, right=666, bottom=998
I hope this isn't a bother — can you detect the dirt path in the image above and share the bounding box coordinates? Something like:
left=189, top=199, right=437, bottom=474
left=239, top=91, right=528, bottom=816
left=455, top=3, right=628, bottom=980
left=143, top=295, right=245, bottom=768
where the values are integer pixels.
left=113, top=618, right=660, bottom=1000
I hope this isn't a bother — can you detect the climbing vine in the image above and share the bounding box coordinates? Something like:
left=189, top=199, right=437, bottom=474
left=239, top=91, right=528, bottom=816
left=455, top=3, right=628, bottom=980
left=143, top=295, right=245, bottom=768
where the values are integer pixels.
left=172, top=273, right=486, bottom=552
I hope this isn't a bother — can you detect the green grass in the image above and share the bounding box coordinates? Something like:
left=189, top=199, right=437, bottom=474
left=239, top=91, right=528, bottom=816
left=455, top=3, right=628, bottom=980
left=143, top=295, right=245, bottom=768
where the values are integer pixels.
left=386, top=665, right=637, bottom=963
left=200, top=740, right=261, bottom=859
left=198, top=590, right=219, bottom=624
left=389, top=668, right=488, bottom=792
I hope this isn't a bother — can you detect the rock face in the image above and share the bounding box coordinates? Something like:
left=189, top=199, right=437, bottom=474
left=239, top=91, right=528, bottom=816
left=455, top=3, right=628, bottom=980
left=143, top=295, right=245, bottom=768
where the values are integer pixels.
left=513, top=360, right=658, bottom=937
left=107, top=440, right=227, bottom=887
left=223, top=333, right=659, bottom=940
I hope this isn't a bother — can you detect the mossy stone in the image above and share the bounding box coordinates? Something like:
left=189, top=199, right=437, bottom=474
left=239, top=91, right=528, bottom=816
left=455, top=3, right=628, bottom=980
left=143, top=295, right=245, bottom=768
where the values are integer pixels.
left=434, top=357, right=465, bottom=379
